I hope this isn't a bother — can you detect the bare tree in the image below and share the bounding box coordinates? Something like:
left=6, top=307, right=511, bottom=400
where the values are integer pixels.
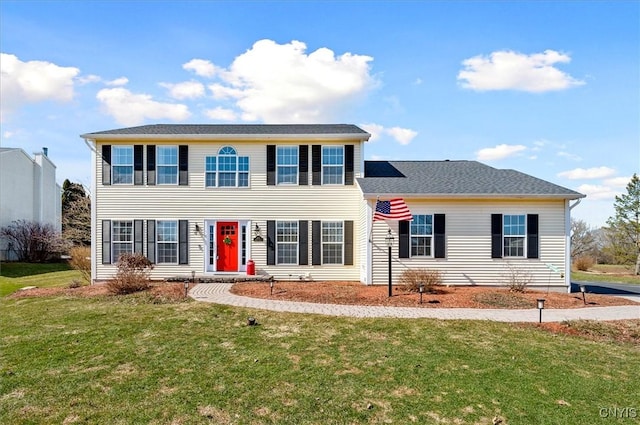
left=0, top=220, right=69, bottom=262
left=570, top=218, right=597, bottom=259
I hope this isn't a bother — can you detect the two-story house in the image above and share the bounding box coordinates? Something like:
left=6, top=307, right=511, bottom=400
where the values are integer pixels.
left=81, top=124, right=584, bottom=291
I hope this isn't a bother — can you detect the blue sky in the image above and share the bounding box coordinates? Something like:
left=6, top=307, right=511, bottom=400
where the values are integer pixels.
left=1, top=1, right=638, bottom=227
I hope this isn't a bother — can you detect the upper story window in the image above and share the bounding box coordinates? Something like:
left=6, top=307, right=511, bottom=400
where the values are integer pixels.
left=322, top=146, right=344, bottom=185
left=157, top=146, right=178, bottom=185
left=112, top=220, right=133, bottom=261
left=503, top=214, right=525, bottom=257
left=411, top=214, right=433, bottom=256
left=112, top=146, right=133, bottom=184
left=322, top=221, right=343, bottom=264
left=205, top=146, right=249, bottom=188
left=276, top=221, right=298, bottom=264
left=277, top=146, right=298, bottom=185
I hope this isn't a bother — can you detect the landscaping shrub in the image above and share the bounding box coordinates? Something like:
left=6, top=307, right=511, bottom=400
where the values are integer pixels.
left=69, top=246, right=91, bottom=283
left=574, top=255, right=595, bottom=271
left=106, top=253, right=153, bottom=295
left=501, top=263, right=532, bottom=293
left=0, top=219, right=69, bottom=262
left=398, top=268, right=443, bottom=293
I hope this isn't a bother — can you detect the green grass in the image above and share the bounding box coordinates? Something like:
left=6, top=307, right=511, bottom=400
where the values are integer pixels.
left=0, top=262, right=80, bottom=297
left=572, top=270, right=640, bottom=285
left=1, top=294, right=639, bottom=424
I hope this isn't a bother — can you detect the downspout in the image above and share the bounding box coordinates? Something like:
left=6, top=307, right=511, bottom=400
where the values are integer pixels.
left=83, top=137, right=98, bottom=284
left=565, top=198, right=583, bottom=292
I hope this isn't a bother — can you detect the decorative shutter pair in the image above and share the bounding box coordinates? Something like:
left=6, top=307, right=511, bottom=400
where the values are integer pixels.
left=266, top=145, right=354, bottom=186
left=491, top=214, right=539, bottom=259
left=266, top=220, right=354, bottom=266
left=398, top=214, right=446, bottom=258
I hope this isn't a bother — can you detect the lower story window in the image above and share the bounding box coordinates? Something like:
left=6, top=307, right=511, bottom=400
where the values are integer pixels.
left=157, top=221, right=178, bottom=263
left=322, top=221, right=343, bottom=264
left=411, top=214, right=433, bottom=256
left=112, top=220, right=133, bottom=261
left=276, top=221, right=298, bottom=264
left=503, top=214, right=525, bottom=257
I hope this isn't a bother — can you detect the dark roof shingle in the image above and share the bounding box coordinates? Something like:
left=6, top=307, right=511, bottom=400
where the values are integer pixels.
left=82, top=124, right=368, bottom=137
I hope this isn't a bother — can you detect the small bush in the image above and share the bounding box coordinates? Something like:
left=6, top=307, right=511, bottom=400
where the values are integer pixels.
left=573, top=256, right=595, bottom=271
left=107, top=253, right=153, bottom=295
left=501, top=263, right=532, bottom=293
left=69, top=246, right=91, bottom=283
left=398, top=268, right=443, bottom=293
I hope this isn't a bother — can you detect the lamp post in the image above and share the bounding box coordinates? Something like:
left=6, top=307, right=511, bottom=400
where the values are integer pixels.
left=184, top=280, right=190, bottom=297
left=270, top=280, right=274, bottom=296
left=385, top=229, right=394, bottom=297
left=537, top=298, right=545, bottom=323
left=419, top=282, right=425, bottom=304
left=579, top=284, right=587, bottom=305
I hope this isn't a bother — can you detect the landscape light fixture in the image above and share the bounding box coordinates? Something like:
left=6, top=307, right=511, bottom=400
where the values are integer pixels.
left=270, top=280, right=274, bottom=296
left=419, top=283, right=425, bottom=304
left=184, top=280, right=190, bottom=297
left=191, top=270, right=196, bottom=283
left=579, top=284, right=587, bottom=305
left=537, top=299, right=546, bottom=323
left=385, top=229, right=394, bottom=297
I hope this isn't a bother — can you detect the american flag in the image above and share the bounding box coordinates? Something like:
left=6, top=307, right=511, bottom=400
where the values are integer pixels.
left=373, top=198, right=413, bottom=221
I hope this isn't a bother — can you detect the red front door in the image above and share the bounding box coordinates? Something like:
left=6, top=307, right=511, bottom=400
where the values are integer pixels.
left=216, top=222, right=238, bottom=271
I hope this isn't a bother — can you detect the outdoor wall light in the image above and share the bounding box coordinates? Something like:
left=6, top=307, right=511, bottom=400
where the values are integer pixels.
left=579, top=284, right=587, bottom=305
left=537, top=298, right=546, bottom=323
left=253, top=223, right=263, bottom=242
left=385, top=229, right=394, bottom=298
left=419, top=283, right=425, bottom=304
left=194, top=224, right=201, bottom=235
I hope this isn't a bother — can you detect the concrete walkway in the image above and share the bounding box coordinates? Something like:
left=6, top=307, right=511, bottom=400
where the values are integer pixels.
left=190, top=283, right=640, bottom=323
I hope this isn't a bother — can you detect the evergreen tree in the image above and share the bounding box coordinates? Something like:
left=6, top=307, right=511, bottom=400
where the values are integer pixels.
left=61, top=179, right=91, bottom=246
left=604, top=174, right=640, bottom=274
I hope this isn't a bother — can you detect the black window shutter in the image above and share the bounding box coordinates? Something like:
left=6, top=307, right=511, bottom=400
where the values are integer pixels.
left=434, top=214, right=446, bottom=258
left=344, top=220, right=354, bottom=265
left=134, top=145, right=143, bottom=185
left=399, top=221, right=410, bottom=258
left=147, top=145, right=156, bottom=186
left=179, top=145, right=188, bottom=186
left=312, top=220, right=321, bottom=265
left=179, top=220, right=189, bottom=264
left=312, top=145, right=321, bottom=185
left=299, top=145, right=308, bottom=185
left=491, top=214, right=503, bottom=258
left=134, top=220, right=143, bottom=254
left=298, top=220, right=308, bottom=265
left=102, top=220, right=111, bottom=264
left=266, top=145, right=276, bottom=186
left=527, top=214, right=539, bottom=259
left=345, top=145, right=354, bottom=185
left=102, top=145, right=111, bottom=185
left=147, top=220, right=156, bottom=264
left=266, top=220, right=275, bottom=265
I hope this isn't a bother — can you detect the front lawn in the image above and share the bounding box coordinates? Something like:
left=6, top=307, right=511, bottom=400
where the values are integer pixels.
left=1, top=293, right=638, bottom=424
left=0, top=262, right=80, bottom=297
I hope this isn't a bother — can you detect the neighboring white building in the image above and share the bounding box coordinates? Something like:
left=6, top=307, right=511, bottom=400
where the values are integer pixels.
left=0, top=147, right=62, bottom=260
left=81, top=124, right=585, bottom=291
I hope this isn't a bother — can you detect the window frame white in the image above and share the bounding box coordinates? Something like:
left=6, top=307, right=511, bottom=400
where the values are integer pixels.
left=156, top=220, right=178, bottom=264
left=410, top=214, right=434, bottom=257
left=112, top=220, right=133, bottom=261
left=276, top=221, right=298, bottom=264
left=321, top=221, right=344, bottom=264
left=503, top=214, right=526, bottom=258
left=204, top=146, right=250, bottom=188
left=157, top=146, right=178, bottom=185
left=321, top=146, right=344, bottom=185
left=111, top=145, right=134, bottom=185
left=276, top=146, right=298, bottom=185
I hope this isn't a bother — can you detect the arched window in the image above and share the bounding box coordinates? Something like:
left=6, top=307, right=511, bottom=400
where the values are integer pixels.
left=205, top=146, right=249, bottom=187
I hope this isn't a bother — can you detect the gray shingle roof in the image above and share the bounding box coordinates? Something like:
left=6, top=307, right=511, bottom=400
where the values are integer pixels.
left=357, top=160, right=584, bottom=199
left=82, top=124, right=369, bottom=137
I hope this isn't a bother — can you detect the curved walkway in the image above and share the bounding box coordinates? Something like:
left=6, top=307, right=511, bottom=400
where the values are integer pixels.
left=190, top=283, right=640, bottom=323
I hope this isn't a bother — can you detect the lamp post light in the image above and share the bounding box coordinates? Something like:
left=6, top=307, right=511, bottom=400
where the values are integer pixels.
left=537, top=298, right=546, bottom=323
left=419, top=282, right=425, bottom=304
left=270, top=280, right=274, bottom=296
left=184, top=280, right=190, bottom=297
left=191, top=270, right=196, bottom=283
left=579, top=284, right=587, bottom=305
left=385, top=229, right=394, bottom=297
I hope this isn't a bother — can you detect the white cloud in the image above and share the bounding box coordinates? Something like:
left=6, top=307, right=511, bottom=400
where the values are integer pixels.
left=77, top=74, right=101, bottom=85
left=386, top=127, right=417, bottom=145
left=359, top=123, right=384, bottom=142
left=576, top=184, right=620, bottom=201
left=458, top=49, right=585, bottom=92
left=183, top=59, right=218, bottom=78
left=96, top=87, right=190, bottom=126
left=106, top=77, right=129, bottom=86
left=476, top=144, right=527, bottom=161
left=202, top=39, right=376, bottom=123
left=160, top=80, right=205, bottom=100
left=205, top=107, right=238, bottom=121
left=1, top=53, right=80, bottom=119
left=604, top=176, right=632, bottom=188
left=557, top=166, right=616, bottom=180
left=557, top=151, right=582, bottom=161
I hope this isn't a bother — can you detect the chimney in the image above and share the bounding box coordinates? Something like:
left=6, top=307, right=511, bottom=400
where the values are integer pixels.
left=42, top=147, right=48, bottom=157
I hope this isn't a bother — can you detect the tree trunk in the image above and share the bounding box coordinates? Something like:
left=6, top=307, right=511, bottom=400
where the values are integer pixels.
left=636, top=252, right=640, bottom=275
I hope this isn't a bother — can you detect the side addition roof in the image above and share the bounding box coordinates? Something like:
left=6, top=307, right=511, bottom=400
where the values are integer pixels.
left=81, top=124, right=370, bottom=141
left=357, top=160, right=585, bottom=200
